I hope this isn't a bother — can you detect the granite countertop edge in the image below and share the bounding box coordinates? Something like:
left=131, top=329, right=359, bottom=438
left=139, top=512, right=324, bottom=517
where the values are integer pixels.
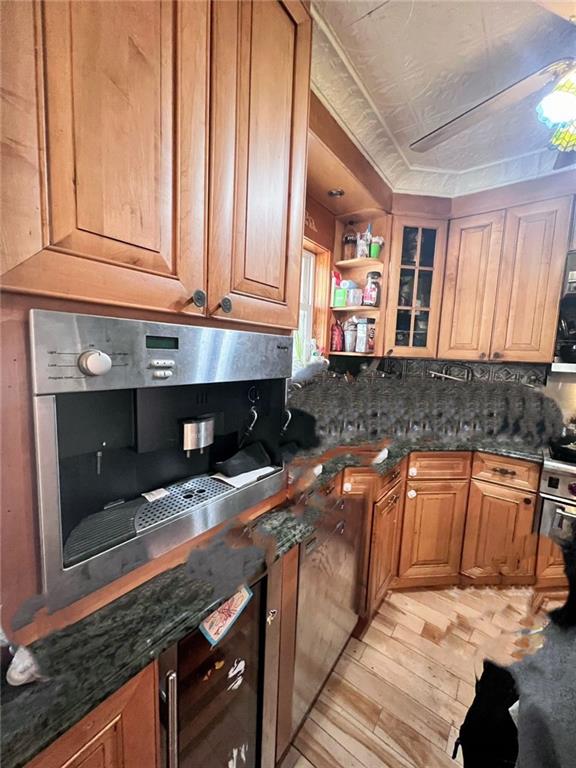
left=0, top=437, right=544, bottom=768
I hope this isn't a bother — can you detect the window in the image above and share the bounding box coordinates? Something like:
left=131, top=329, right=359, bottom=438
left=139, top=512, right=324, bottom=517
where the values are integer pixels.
left=293, top=249, right=316, bottom=372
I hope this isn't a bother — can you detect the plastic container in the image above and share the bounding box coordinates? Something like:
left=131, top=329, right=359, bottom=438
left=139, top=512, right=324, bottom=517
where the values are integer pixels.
left=346, top=288, right=363, bottom=307
left=332, top=287, right=347, bottom=307
left=370, top=236, right=384, bottom=259
left=343, top=319, right=357, bottom=352
left=355, top=318, right=376, bottom=353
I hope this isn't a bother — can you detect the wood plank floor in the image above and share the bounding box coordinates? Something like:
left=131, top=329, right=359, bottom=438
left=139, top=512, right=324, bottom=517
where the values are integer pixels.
left=289, top=587, right=553, bottom=768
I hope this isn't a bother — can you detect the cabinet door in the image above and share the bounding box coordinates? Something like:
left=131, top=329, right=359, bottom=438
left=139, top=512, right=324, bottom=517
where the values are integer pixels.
left=461, top=480, right=537, bottom=584
left=438, top=211, right=504, bottom=360
left=384, top=217, right=448, bottom=357
left=2, top=1, right=208, bottom=315
left=490, top=196, right=573, bottom=362
left=398, top=479, right=468, bottom=584
left=26, top=664, right=157, bottom=768
left=536, top=536, right=568, bottom=588
left=208, top=0, right=311, bottom=328
left=369, top=480, right=404, bottom=611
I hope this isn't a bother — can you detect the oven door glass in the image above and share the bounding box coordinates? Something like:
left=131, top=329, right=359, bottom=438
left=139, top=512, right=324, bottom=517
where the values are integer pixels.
left=540, top=497, right=576, bottom=544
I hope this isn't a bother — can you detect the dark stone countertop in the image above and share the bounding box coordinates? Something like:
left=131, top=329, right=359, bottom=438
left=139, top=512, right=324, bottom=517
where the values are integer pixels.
left=0, top=436, right=543, bottom=768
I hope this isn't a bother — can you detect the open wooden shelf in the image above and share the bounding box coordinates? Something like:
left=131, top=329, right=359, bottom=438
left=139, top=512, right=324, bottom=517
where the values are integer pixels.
left=330, top=306, right=379, bottom=313
left=329, top=351, right=376, bottom=357
left=334, top=258, right=384, bottom=269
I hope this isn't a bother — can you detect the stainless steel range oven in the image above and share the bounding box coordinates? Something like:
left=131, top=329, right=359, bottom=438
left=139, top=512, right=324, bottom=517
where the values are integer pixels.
left=30, top=310, right=292, bottom=611
left=539, top=451, right=576, bottom=544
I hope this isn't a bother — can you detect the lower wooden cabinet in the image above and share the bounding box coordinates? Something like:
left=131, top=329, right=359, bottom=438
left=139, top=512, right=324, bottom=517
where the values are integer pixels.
left=26, top=664, right=158, bottom=768
left=536, top=536, right=568, bottom=588
left=369, top=480, right=404, bottom=609
left=398, top=479, right=469, bottom=586
left=461, top=479, right=538, bottom=585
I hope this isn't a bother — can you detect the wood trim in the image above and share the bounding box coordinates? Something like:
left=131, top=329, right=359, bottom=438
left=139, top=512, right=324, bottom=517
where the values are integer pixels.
left=276, top=544, right=299, bottom=761
left=25, top=662, right=158, bottom=768
left=450, top=170, right=576, bottom=218
left=304, top=194, right=335, bottom=251
left=391, top=192, right=451, bottom=219
left=308, top=92, right=392, bottom=211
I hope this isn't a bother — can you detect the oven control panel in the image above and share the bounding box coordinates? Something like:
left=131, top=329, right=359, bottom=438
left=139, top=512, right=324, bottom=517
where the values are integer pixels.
left=541, top=460, right=576, bottom=501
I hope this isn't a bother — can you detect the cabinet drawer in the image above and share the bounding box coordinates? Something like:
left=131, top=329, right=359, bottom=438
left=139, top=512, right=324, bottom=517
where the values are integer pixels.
left=472, top=452, right=540, bottom=491
left=408, top=452, right=471, bottom=480
left=375, top=458, right=407, bottom=501
left=342, top=458, right=406, bottom=500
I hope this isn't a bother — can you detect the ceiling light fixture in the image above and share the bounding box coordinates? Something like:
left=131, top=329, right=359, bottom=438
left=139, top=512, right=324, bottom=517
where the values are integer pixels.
left=537, top=69, right=576, bottom=128
left=550, top=121, right=576, bottom=152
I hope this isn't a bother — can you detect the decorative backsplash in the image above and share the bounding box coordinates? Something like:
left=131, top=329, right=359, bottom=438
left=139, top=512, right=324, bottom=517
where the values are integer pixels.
left=328, top=355, right=548, bottom=387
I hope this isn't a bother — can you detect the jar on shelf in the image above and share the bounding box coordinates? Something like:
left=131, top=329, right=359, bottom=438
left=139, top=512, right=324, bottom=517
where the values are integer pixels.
left=362, top=271, right=381, bottom=307
left=356, top=318, right=376, bottom=353
left=342, top=222, right=357, bottom=261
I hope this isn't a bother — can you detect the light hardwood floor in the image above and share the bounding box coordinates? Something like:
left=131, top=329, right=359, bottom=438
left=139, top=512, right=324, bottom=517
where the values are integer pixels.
left=286, top=586, right=552, bottom=768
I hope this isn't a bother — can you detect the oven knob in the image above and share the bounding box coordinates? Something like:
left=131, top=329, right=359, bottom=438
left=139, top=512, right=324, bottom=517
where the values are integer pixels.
left=568, top=482, right=576, bottom=496
left=77, top=350, right=112, bottom=376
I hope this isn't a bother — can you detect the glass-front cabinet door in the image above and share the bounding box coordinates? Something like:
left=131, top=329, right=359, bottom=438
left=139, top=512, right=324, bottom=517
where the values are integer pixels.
left=384, top=217, right=448, bottom=358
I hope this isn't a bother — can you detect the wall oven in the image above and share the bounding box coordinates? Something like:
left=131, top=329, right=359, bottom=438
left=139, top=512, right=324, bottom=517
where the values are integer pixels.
left=30, top=310, right=292, bottom=611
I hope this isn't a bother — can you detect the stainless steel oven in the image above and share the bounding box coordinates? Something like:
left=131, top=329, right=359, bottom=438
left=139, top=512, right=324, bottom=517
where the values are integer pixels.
left=30, top=310, right=292, bottom=611
left=539, top=452, right=576, bottom=545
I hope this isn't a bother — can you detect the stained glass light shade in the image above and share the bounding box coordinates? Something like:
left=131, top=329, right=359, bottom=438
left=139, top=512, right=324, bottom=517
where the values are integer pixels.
left=537, top=69, right=576, bottom=129
left=550, top=121, right=576, bottom=152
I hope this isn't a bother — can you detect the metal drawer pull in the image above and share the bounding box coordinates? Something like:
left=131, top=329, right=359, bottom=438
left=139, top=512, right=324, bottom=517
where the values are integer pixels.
left=491, top=467, right=517, bottom=476
left=335, top=520, right=346, bottom=535
left=390, top=470, right=400, bottom=482
left=166, top=670, right=179, bottom=768
left=266, top=609, right=278, bottom=625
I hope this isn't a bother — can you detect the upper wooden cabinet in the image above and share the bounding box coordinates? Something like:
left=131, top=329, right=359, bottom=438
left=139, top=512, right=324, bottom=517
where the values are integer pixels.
left=438, top=211, right=505, bottom=360
left=208, top=0, right=311, bottom=327
left=491, top=196, right=573, bottom=362
left=2, top=0, right=210, bottom=315
left=1, top=0, right=311, bottom=330
left=384, top=216, right=448, bottom=358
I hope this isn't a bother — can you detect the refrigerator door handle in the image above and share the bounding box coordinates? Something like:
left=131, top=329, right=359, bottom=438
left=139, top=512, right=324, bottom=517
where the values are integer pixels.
left=166, top=670, right=179, bottom=768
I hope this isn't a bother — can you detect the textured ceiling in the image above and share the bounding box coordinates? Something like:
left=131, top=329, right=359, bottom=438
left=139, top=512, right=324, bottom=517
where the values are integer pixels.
left=311, top=0, right=576, bottom=196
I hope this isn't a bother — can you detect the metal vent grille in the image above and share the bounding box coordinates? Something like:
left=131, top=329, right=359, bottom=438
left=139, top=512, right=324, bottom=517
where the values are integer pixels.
left=134, top=476, right=232, bottom=532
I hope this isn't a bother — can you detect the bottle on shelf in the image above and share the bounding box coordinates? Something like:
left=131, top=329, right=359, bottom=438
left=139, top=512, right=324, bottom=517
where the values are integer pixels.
left=330, top=320, right=345, bottom=352
left=342, top=222, right=357, bottom=261
left=362, top=271, right=382, bottom=307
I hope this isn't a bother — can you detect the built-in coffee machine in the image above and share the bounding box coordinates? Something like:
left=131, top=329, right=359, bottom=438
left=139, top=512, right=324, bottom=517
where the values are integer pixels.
left=30, top=310, right=292, bottom=610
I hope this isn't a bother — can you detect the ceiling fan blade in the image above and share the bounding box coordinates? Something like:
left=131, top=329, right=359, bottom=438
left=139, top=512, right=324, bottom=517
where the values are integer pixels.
left=410, top=58, right=575, bottom=153
left=554, top=150, right=576, bottom=169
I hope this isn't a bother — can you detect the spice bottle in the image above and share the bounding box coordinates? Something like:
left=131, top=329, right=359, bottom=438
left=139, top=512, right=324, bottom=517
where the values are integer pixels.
left=355, top=318, right=376, bottom=353
left=362, top=271, right=381, bottom=307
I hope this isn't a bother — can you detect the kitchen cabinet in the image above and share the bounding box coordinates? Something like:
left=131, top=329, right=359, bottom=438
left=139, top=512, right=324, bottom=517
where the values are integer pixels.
left=461, top=479, right=538, bottom=585
left=397, top=479, right=469, bottom=586
left=491, top=196, right=573, bottom=362
left=536, top=536, right=568, bottom=588
left=26, top=664, right=158, bottom=768
left=408, top=451, right=471, bottom=480
left=1, top=0, right=311, bottom=331
left=438, top=211, right=505, bottom=360
left=472, top=452, right=540, bottom=492
left=384, top=216, right=448, bottom=358
left=2, top=0, right=209, bottom=316
left=206, top=0, right=311, bottom=327
left=369, top=479, right=405, bottom=611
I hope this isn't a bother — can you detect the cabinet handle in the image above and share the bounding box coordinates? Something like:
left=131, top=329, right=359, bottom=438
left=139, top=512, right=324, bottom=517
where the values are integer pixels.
left=192, top=289, right=206, bottom=308
left=524, top=497, right=532, bottom=505
left=492, top=351, right=502, bottom=359
left=380, top=494, right=398, bottom=513
left=407, top=489, right=417, bottom=499
left=266, top=609, right=278, bottom=625
left=219, top=296, right=233, bottom=313
left=386, top=349, right=393, bottom=356
left=166, top=670, right=179, bottom=768
left=491, top=467, right=516, bottom=476
left=479, top=352, right=487, bottom=360
left=390, top=470, right=400, bottom=482
left=408, top=467, right=417, bottom=477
